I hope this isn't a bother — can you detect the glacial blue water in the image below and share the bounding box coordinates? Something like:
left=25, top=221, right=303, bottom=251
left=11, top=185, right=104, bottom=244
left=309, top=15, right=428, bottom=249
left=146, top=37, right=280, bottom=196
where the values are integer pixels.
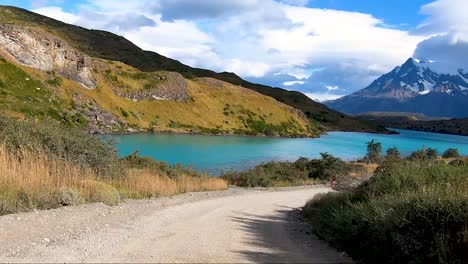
left=106, top=129, right=468, bottom=175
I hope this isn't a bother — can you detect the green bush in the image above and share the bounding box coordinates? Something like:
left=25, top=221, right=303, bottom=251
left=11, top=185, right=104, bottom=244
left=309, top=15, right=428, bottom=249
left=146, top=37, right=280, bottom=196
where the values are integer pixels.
left=409, top=147, right=438, bottom=161
left=222, top=154, right=352, bottom=187
left=385, top=147, right=401, bottom=161
left=304, top=159, right=468, bottom=264
left=443, top=148, right=460, bottom=158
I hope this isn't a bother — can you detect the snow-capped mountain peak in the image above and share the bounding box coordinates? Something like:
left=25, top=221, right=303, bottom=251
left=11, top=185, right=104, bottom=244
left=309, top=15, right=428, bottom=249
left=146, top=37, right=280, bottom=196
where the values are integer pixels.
left=326, top=58, right=468, bottom=118
left=361, top=58, right=468, bottom=98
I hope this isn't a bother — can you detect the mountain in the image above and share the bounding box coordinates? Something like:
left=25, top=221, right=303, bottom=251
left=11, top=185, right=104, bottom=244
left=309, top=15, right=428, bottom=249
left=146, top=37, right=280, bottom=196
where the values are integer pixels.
left=326, top=58, right=468, bottom=118
left=0, top=5, right=389, bottom=135
left=0, top=7, right=323, bottom=137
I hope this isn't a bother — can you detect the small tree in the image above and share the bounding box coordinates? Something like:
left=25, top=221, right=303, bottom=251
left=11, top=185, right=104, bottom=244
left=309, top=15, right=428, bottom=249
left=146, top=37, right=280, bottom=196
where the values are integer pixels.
left=442, top=148, right=460, bottom=158
left=426, top=148, right=438, bottom=160
left=366, top=139, right=382, bottom=164
left=385, top=147, right=401, bottom=161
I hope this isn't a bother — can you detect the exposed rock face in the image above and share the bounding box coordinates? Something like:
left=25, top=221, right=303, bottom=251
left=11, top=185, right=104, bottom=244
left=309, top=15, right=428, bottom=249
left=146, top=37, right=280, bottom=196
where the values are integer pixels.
left=71, top=94, right=131, bottom=134
left=116, top=72, right=190, bottom=101
left=0, top=24, right=96, bottom=89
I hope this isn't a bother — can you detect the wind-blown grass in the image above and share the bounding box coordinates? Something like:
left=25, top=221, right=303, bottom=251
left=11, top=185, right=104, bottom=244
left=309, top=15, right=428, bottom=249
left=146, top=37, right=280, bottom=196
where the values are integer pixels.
left=0, top=118, right=227, bottom=216
left=0, top=145, right=227, bottom=215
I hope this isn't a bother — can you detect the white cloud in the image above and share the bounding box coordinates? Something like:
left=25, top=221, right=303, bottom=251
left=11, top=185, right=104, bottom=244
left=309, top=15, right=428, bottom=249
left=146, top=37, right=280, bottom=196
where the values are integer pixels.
left=29, top=0, right=441, bottom=95
left=415, top=0, right=468, bottom=38
left=326, top=85, right=339, bottom=91
left=305, top=93, right=345, bottom=102
left=412, top=0, right=468, bottom=73
left=283, top=81, right=305, bottom=86
left=32, top=6, right=79, bottom=24
left=224, top=59, right=270, bottom=78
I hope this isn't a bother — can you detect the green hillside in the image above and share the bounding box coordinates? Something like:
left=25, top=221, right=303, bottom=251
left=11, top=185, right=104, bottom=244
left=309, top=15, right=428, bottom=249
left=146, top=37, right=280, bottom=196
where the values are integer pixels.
left=0, top=5, right=388, bottom=134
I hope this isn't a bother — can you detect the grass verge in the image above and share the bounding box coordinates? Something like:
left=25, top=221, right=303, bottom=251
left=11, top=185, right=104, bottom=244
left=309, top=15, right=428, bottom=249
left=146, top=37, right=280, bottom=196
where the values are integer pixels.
left=0, top=118, right=227, bottom=216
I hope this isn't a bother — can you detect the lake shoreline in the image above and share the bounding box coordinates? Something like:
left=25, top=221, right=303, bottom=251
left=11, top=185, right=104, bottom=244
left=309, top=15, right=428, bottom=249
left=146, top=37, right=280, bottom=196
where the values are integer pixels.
left=107, top=129, right=468, bottom=175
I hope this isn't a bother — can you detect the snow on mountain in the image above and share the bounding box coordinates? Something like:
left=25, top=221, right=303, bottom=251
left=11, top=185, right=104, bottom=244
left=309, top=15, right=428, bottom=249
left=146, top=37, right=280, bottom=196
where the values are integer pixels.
left=325, top=58, right=468, bottom=118
left=355, top=58, right=468, bottom=98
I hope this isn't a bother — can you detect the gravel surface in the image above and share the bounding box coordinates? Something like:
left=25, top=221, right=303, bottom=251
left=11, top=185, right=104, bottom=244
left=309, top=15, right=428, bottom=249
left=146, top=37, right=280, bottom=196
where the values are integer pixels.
left=0, top=185, right=352, bottom=263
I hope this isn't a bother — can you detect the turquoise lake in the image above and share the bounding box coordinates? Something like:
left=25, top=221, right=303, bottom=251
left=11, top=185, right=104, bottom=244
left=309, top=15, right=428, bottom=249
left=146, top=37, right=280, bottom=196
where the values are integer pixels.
left=107, top=130, right=468, bottom=175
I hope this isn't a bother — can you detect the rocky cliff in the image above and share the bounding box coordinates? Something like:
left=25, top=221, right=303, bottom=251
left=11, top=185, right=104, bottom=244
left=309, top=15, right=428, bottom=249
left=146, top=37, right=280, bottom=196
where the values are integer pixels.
left=0, top=24, right=96, bottom=89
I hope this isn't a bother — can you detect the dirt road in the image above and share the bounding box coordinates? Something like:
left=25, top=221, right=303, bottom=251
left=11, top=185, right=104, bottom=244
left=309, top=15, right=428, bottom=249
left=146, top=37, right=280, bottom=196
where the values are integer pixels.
left=0, top=186, right=351, bottom=263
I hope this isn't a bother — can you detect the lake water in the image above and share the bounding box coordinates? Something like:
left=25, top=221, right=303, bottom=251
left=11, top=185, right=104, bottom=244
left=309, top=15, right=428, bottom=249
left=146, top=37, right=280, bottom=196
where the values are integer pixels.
left=107, top=130, right=468, bottom=175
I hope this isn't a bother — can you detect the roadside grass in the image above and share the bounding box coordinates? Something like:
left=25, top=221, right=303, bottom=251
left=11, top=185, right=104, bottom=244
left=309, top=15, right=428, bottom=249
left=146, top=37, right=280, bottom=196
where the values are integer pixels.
left=0, top=118, right=227, bottom=216
left=304, top=158, right=468, bottom=264
left=0, top=145, right=227, bottom=216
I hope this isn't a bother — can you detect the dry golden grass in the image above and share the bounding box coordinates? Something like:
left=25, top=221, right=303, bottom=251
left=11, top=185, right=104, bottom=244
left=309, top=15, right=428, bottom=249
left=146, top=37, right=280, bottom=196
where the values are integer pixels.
left=0, top=145, right=227, bottom=215
left=112, top=170, right=227, bottom=199
left=348, top=162, right=379, bottom=179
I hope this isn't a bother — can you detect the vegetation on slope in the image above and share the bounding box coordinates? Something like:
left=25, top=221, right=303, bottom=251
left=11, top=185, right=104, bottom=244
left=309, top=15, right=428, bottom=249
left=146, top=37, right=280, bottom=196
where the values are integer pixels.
left=0, top=5, right=387, bottom=134
left=358, top=113, right=468, bottom=136
left=0, top=118, right=227, bottom=216
left=304, top=146, right=468, bottom=264
left=0, top=44, right=316, bottom=136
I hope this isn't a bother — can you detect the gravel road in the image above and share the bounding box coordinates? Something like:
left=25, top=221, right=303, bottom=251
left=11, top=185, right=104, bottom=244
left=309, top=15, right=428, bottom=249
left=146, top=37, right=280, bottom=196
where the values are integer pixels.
left=0, top=186, right=352, bottom=263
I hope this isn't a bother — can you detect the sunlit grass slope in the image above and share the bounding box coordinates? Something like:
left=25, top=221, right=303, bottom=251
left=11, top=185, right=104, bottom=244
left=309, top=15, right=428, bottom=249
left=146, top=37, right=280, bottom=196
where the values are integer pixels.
left=0, top=53, right=317, bottom=136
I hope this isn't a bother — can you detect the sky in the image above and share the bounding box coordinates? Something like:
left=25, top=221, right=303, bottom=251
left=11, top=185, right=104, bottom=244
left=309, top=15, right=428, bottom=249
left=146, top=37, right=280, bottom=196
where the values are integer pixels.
left=2, top=0, right=468, bottom=101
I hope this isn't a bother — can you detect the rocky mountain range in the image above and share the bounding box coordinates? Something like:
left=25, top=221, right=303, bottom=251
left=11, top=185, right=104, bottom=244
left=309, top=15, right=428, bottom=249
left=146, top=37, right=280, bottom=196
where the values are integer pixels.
left=326, top=58, right=468, bottom=118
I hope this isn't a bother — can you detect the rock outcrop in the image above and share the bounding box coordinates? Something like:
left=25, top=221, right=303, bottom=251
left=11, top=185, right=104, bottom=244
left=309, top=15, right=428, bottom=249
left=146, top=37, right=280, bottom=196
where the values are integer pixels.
left=71, top=94, right=131, bottom=134
left=0, top=24, right=96, bottom=89
left=115, top=72, right=190, bottom=102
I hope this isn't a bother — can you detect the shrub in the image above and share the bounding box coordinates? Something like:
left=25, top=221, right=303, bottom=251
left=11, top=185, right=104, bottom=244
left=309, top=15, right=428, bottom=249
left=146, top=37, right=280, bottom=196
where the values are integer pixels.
left=449, top=159, right=467, bottom=166
left=0, top=118, right=121, bottom=177
left=365, top=139, right=382, bottom=163
left=385, top=147, right=400, bottom=161
left=409, top=147, right=438, bottom=162
left=443, top=148, right=460, bottom=158
left=81, top=180, right=120, bottom=206
left=304, top=160, right=468, bottom=264
left=306, top=153, right=349, bottom=180
left=222, top=154, right=353, bottom=187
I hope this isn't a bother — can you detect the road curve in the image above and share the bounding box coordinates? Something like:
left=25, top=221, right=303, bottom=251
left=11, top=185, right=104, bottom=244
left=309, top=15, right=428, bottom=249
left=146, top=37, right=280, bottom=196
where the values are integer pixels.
left=0, top=186, right=352, bottom=263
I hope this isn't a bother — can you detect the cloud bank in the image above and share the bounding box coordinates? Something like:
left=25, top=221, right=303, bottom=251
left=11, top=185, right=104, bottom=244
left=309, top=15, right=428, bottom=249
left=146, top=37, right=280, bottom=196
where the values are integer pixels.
left=30, top=0, right=464, bottom=99
left=412, top=0, right=468, bottom=74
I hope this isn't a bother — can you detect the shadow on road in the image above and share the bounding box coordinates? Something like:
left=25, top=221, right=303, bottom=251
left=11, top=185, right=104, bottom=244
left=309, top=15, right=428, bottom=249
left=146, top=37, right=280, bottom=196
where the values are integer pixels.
left=230, top=206, right=352, bottom=263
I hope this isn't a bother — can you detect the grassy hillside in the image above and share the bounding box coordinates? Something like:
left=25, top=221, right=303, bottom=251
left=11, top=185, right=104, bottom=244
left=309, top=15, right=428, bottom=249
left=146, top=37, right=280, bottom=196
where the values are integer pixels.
left=0, top=5, right=388, bottom=134
left=0, top=53, right=316, bottom=136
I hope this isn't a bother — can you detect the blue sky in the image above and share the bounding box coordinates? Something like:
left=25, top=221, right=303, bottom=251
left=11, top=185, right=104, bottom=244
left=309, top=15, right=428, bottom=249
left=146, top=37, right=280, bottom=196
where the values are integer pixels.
left=1, top=0, right=467, bottom=101
left=307, top=0, right=431, bottom=28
